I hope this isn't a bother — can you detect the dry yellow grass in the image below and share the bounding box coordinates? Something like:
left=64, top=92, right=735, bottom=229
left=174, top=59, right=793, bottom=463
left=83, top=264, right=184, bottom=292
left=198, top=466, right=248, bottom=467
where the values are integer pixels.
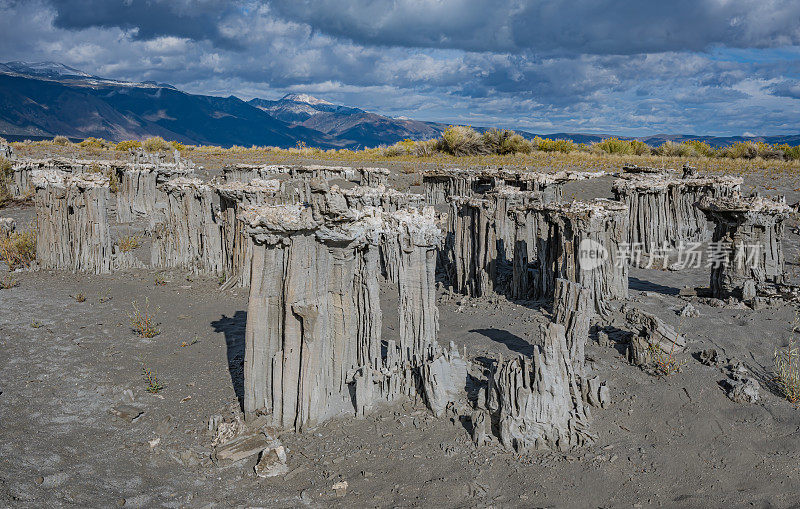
left=11, top=137, right=800, bottom=185
left=0, top=228, right=36, bottom=269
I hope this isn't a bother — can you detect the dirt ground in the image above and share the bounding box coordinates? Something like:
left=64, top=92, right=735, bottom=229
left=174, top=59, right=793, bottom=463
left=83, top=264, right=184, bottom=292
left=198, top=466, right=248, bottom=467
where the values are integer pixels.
left=2, top=157, right=800, bottom=508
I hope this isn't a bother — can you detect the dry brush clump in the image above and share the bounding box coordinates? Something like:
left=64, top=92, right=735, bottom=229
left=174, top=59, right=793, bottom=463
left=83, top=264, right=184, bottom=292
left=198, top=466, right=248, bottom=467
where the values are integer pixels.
left=117, top=233, right=142, bottom=253
left=0, top=228, right=36, bottom=269
left=774, top=339, right=800, bottom=404
left=129, top=299, right=161, bottom=338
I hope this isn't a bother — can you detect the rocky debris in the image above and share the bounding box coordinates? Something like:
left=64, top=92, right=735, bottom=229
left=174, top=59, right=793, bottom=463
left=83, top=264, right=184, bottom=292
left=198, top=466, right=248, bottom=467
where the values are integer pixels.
left=254, top=445, right=289, bottom=478
left=510, top=199, right=629, bottom=314
left=698, top=193, right=793, bottom=300
left=724, top=377, right=760, bottom=404
left=681, top=164, right=698, bottom=179
left=109, top=404, right=143, bottom=423
left=470, top=410, right=489, bottom=446
left=488, top=323, right=596, bottom=452
left=698, top=348, right=721, bottom=367
left=0, top=217, right=16, bottom=236
left=214, top=432, right=279, bottom=462
left=612, top=174, right=741, bottom=267
left=209, top=409, right=246, bottom=447
left=332, top=480, right=349, bottom=497
left=585, top=376, right=611, bottom=408
left=677, top=302, right=700, bottom=317
left=420, top=342, right=468, bottom=417
left=623, top=305, right=686, bottom=366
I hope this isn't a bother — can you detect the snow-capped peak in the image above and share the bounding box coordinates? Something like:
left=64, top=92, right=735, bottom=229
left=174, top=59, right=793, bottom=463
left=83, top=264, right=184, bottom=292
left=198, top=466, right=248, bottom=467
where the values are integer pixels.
left=3, top=61, right=94, bottom=78
left=281, top=93, right=332, bottom=105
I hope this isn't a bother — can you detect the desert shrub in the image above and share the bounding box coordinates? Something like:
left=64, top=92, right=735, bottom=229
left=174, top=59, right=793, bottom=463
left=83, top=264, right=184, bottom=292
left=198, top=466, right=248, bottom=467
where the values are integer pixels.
left=685, top=140, right=715, bottom=157
left=594, top=137, right=634, bottom=155
left=482, top=128, right=509, bottom=153
left=754, top=142, right=783, bottom=160
left=382, top=144, right=406, bottom=157
left=482, top=129, right=532, bottom=154
left=500, top=134, right=532, bottom=154
left=78, top=137, right=111, bottom=149
left=630, top=140, right=653, bottom=156
left=0, top=228, right=36, bottom=269
left=720, top=141, right=759, bottom=159
left=115, top=140, right=142, bottom=151
left=170, top=140, right=187, bottom=152
left=142, top=366, right=163, bottom=393
left=53, top=135, right=70, bottom=146
left=413, top=139, right=438, bottom=157
left=437, top=126, right=487, bottom=156
left=533, top=136, right=574, bottom=154
left=0, top=156, right=12, bottom=207
left=129, top=299, right=161, bottom=338
left=774, top=339, right=800, bottom=404
left=117, top=234, right=142, bottom=252
left=777, top=144, right=800, bottom=161
left=654, top=141, right=691, bottom=157
left=143, top=136, right=172, bottom=152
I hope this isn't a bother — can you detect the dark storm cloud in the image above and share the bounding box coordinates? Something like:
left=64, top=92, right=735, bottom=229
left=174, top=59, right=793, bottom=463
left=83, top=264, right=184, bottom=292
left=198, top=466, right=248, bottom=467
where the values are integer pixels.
left=47, top=0, right=245, bottom=49
left=269, top=0, right=800, bottom=55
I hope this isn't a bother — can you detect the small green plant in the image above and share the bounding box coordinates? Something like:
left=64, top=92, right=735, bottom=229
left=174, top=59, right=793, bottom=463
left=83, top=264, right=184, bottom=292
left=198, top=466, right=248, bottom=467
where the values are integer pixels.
left=98, top=289, right=113, bottom=303
left=31, top=321, right=43, bottom=328
left=71, top=292, right=86, bottom=302
left=649, top=341, right=687, bottom=376
left=129, top=298, right=161, bottom=338
left=117, top=234, right=142, bottom=253
left=180, top=336, right=199, bottom=348
left=142, top=366, right=163, bottom=394
left=154, top=273, right=167, bottom=286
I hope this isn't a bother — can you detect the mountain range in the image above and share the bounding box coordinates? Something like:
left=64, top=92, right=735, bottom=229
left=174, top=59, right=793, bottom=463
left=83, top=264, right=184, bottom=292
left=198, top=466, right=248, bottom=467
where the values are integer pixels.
left=0, top=61, right=798, bottom=149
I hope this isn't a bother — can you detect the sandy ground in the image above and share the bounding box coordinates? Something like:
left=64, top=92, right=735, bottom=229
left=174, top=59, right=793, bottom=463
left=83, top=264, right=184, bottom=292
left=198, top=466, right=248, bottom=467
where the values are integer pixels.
left=2, top=160, right=800, bottom=507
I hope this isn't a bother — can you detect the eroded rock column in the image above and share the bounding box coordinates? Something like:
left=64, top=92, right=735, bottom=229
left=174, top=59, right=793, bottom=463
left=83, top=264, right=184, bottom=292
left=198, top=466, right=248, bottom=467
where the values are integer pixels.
left=698, top=194, right=793, bottom=299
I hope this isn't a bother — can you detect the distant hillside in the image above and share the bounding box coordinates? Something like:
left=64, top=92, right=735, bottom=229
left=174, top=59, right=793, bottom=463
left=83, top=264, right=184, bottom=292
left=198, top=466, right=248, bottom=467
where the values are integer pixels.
left=249, top=94, right=444, bottom=147
left=0, top=62, right=339, bottom=148
left=0, top=61, right=797, bottom=149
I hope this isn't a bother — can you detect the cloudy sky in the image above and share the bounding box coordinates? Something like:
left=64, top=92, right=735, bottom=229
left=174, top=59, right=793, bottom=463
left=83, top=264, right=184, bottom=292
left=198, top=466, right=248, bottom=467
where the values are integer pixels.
left=1, top=0, right=799, bottom=136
